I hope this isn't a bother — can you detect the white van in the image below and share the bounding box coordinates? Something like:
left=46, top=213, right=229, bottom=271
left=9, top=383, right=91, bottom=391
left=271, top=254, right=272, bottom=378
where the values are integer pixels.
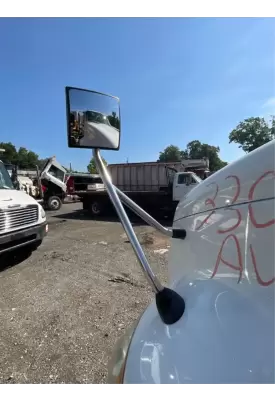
left=0, top=159, right=48, bottom=257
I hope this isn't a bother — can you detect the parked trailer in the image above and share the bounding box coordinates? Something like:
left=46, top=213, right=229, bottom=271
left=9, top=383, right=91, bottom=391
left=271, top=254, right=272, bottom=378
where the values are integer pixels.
left=78, top=161, right=205, bottom=217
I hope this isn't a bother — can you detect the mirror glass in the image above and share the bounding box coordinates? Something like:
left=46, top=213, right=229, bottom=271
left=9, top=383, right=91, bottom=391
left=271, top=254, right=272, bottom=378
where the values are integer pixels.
left=66, top=87, right=120, bottom=150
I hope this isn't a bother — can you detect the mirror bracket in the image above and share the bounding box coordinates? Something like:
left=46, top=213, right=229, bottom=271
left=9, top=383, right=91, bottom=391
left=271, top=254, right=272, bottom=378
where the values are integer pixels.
left=93, top=149, right=185, bottom=324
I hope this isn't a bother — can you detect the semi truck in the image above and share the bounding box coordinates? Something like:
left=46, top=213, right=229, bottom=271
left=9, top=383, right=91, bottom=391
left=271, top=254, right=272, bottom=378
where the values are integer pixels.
left=78, top=159, right=208, bottom=217
left=0, top=150, right=48, bottom=259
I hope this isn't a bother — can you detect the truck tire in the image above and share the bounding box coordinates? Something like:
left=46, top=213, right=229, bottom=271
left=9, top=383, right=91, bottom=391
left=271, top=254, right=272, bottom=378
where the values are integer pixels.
left=89, top=201, right=102, bottom=217
left=47, top=196, right=62, bottom=211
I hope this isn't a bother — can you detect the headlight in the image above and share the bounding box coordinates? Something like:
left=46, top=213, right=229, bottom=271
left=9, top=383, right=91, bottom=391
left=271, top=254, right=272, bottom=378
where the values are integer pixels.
left=107, top=319, right=139, bottom=384
left=39, top=205, right=46, bottom=219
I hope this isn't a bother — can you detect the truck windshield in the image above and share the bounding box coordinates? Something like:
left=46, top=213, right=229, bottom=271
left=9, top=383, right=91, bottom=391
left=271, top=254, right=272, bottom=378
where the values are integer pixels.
left=177, top=173, right=202, bottom=184
left=85, top=111, right=111, bottom=126
left=0, top=162, right=14, bottom=189
left=48, top=165, right=65, bottom=182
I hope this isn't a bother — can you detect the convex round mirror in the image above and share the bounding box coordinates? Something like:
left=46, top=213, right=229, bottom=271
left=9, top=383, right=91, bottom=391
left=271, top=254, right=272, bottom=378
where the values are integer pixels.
left=65, top=87, right=120, bottom=150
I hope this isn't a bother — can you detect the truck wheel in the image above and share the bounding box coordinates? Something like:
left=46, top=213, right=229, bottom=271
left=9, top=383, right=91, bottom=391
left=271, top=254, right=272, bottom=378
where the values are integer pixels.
left=47, top=196, right=62, bottom=211
left=89, top=201, right=102, bottom=216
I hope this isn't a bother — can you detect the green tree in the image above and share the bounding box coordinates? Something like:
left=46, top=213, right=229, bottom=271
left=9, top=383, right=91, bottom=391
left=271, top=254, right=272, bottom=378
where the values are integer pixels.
left=0, top=142, right=18, bottom=164
left=185, top=140, right=227, bottom=172
left=87, top=156, right=108, bottom=174
left=229, top=116, right=275, bottom=153
left=158, top=145, right=187, bottom=162
left=108, top=111, right=120, bottom=130
left=36, top=158, right=49, bottom=170
left=17, top=147, right=39, bottom=169
left=0, top=142, right=41, bottom=169
left=17, top=147, right=29, bottom=168
left=185, top=140, right=203, bottom=159
left=158, top=142, right=227, bottom=172
left=27, top=150, right=40, bottom=169
left=271, top=116, right=275, bottom=137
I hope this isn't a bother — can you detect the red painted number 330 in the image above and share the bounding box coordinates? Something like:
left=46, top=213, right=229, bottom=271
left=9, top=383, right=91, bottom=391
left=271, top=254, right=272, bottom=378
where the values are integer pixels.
left=196, top=171, right=275, bottom=287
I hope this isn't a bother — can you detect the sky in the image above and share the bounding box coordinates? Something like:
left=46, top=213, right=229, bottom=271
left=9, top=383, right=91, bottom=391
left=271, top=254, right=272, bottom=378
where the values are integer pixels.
left=69, top=88, right=119, bottom=116
left=0, top=18, right=274, bottom=171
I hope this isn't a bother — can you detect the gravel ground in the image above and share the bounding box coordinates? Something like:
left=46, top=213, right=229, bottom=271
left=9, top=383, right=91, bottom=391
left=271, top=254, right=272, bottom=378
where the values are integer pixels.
left=0, top=203, right=171, bottom=384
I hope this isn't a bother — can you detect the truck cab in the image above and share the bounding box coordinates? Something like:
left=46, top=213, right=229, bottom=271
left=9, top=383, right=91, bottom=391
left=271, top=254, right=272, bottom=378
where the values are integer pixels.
left=172, top=171, right=201, bottom=202
left=10, top=156, right=67, bottom=211
left=0, top=157, right=48, bottom=259
left=39, top=156, right=67, bottom=210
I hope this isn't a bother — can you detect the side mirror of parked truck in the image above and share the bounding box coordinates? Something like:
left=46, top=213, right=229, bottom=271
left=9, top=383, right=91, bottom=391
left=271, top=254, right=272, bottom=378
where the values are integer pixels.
left=65, top=86, right=275, bottom=384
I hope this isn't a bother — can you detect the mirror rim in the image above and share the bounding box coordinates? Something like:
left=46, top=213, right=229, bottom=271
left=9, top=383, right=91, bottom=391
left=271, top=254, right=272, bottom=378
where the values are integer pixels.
left=65, top=86, right=121, bottom=151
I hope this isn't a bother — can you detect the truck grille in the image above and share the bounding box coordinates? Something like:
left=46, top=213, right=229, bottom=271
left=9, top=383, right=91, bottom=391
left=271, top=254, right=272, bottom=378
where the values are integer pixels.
left=0, top=205, right=39, bottom=234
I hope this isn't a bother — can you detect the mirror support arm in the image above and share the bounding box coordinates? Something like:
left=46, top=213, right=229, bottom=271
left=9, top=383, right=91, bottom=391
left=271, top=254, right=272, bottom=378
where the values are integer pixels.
left=114, top=187, right=173, bottom=237
left=93, top=149, right=185, bottom=324
left=93, top=149, right=163, bottom=293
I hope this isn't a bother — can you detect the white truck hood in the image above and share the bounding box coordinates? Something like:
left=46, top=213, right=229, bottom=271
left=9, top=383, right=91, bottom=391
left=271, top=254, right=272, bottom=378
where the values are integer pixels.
left=125, top=141, right=275, bottom=384
left=174, top=140, right=275, bottom=220
left=170, top=140, right=275, bottom=285
left=0, top=189, right=40, bottom=208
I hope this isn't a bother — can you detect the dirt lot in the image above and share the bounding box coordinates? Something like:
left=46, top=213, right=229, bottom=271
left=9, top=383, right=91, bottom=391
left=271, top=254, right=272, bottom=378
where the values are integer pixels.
left=0, top=203, right=171, bottom=383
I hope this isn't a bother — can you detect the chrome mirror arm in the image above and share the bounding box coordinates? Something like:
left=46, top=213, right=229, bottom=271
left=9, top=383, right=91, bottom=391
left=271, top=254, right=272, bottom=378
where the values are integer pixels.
left=93, top=149, right=185, bottom=325
left=93, top=149, right=163, bottom=294
left=114, top=187, right=173, bottom=237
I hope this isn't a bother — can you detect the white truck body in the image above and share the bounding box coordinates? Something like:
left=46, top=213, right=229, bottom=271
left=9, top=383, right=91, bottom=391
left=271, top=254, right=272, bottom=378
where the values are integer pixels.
left=108, top=161, right=203, bottom=201
left=89, top=169, right=201, bottom=200
left=108, top=160, right=207, bottom=192
left=83, top=162, right=203, bottom=217
left=0, top=159, right=48, bottom=256
left=111, top=140, right=275, bottom=383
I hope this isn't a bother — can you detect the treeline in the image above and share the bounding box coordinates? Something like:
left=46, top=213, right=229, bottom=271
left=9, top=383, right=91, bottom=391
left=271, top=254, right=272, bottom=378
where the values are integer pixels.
left=158, top=141, right=227, bottom=172
left=1, top=115, right=274, bottom=173
left=108, top=111, right=120, bottom=130
left=157, top=115, right=275, bottom=171
left=0, top=142, right=47, bottom=170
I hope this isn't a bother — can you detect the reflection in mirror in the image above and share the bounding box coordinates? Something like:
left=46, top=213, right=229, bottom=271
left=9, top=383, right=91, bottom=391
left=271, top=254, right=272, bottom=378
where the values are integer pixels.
left=66, top=87, right=120, bottom=150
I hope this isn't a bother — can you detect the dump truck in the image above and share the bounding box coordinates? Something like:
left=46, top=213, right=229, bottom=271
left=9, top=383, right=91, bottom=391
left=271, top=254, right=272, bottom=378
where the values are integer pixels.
left=4, top=156, right=67, bottom=211
left=78, top=159, right=209, bottom=217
